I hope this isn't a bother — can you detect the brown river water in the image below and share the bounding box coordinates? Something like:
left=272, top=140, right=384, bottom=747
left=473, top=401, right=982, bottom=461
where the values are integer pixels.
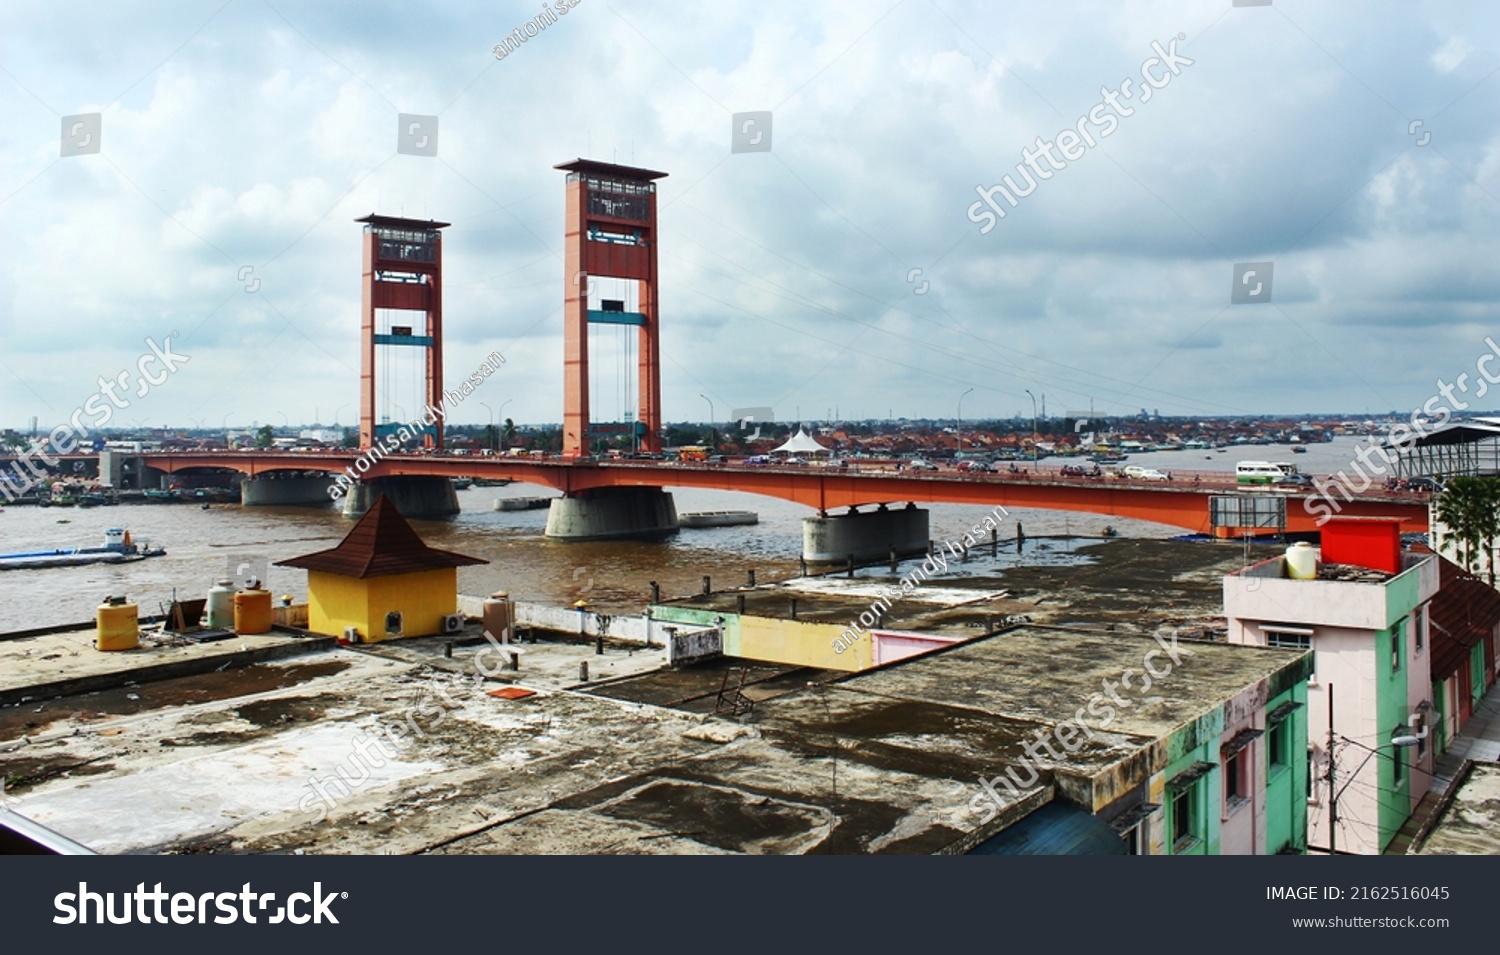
left=0, top=439, right=1377, bottom=632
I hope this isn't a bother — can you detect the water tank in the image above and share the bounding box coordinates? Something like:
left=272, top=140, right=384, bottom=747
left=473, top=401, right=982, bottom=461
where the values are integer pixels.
left=483, top=591, right=513, bottom=643
left=96, top=596, right=139, bottom=651
left=206, top=578, right=238, bottom=628
left=1286, top=542, right=1317, bottom=580
left=234, top=587, right=274, bottom=635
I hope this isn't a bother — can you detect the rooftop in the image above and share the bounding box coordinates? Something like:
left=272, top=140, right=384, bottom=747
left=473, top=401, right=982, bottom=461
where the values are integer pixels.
left=1410, top=761, right=1500, bottom=855
left=275, top=495, right=486, bottom=579
left=1, top=621, right=1308, bottom=855
left=554, top=158, right=669, bottom=181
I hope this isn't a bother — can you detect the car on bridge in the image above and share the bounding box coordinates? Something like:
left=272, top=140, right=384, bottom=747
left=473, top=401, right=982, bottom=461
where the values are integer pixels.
left=1272, top=473, right=1315, bottom=489
left=908, top=459, right=938, bottom=472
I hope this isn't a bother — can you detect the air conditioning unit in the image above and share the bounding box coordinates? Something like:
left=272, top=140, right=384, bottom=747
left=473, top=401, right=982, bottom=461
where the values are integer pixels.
left=342, top=626, right=361, bottom=644
left=440, top=613, right=465, bottom=634
left=384, top=611, right=403, bottom=636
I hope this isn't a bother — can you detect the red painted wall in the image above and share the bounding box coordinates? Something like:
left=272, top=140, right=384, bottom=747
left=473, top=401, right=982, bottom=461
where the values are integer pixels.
left=1321, top=517, right=1403, bottom=574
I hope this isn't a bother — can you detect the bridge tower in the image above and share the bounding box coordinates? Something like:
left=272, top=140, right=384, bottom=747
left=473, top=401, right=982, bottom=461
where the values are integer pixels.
left=341, top=214, right=459, bottom=520
left=556, top=159, right=667, bottom=458
left=356, top=214, right=449, bottom=451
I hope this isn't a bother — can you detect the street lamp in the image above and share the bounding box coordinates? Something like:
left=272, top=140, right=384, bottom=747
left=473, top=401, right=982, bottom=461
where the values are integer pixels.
left=333, top=404, right=349, bottom=425
left=479, top=401, right=493, bottom=453
left=957, top=387, right=974, bottom=456
left=498, top=399, right=512, bottom=452
left=1024, top=389, right=1038, bottom=464
left=700, top=394, right=715, bottom=450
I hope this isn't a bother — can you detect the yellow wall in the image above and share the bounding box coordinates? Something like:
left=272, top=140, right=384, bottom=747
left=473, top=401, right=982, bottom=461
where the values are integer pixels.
left=737, top=615, right=872, bottom=671
left=306, top=568, right=458, bottom=641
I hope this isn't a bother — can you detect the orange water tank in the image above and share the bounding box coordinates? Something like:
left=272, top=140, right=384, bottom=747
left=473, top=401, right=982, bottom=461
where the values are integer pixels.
left=234, top=588, right=274, bottom=634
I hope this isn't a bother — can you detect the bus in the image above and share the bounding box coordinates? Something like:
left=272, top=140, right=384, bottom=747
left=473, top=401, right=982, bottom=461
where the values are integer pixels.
left=677, top=445, right=711, bottom=462
left=1236, top=461, right=1298, bottom=485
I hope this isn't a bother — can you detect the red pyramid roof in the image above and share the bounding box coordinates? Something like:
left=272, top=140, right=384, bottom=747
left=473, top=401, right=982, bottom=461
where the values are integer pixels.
left=275, top=495, right=487, bottom=579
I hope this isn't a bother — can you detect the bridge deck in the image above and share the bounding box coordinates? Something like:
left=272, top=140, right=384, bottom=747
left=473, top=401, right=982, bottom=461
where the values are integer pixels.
left=139, top=453, right=1431, bottom=534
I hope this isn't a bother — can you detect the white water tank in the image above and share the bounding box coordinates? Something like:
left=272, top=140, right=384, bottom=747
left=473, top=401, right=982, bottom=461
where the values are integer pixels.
left=1286, top=542, right=1317, bottom=580
left=207, top=578, right=238, bottom=628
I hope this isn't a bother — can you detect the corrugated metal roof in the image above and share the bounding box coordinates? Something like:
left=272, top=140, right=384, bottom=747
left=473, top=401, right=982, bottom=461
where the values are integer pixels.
left=1426, top=552, right=1500, bottom=681
left=967, top=802, right=1128, bottom=856
left=275, top=495, right=487, bottom=579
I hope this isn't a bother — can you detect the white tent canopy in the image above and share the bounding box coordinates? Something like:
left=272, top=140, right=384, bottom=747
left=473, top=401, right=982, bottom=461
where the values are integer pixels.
left=771, top=427, right=832, bottom=455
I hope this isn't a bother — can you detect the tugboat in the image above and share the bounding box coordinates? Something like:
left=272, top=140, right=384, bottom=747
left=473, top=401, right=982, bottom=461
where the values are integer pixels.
left=0, top=528, right=166, bottom=570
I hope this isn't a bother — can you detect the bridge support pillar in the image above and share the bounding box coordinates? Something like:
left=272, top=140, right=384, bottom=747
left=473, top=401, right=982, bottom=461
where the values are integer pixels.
left=544, top=487, right=678, bottom=542
left=803, top=504, right=929, bottom=564
left=242, top=474, right=338, bottom=507
left=341, top=476, right=460, bottom=519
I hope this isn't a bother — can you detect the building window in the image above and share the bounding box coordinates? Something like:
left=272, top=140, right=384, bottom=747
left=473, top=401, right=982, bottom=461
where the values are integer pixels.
left=1121, top=823, right=1144, bottom=855
left=1415, top=609, right=1424, bottom=653
left=1266, top=631, right=1311, bottom=650
left=1268, top=720, right=1289, bottom=773
left=1171, top=787, right=1194, bottom=849
left=1224, top=749, right=1248, bottom=811
left=1392, top=725, right=1407, bottom=788
left=1391, top=620, right=1404, bottom=673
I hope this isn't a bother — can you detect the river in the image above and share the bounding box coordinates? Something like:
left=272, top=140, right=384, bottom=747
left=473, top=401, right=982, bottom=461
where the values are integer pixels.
left=0, top=436, right=1377, bottom=631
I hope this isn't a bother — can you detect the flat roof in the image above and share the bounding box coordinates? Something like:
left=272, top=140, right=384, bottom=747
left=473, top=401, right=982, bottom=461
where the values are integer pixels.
left=355, top=214, right=452, bottom=229
left=1411, top=761, right=1500, bottom=855
left=554, top=158, right=668, bottom=181
left=3, top=621, right=1307, bottom=855
left=840, top=626, right=1310, bottom=740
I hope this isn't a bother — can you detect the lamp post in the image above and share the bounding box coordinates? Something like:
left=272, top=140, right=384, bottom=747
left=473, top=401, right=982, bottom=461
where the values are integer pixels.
left=1024, top=389, right=1038, bottom=464
left=700, top=394, right=715, bottom=450
left=957, top=387, right=974, bottom=457
left=1325, top=685, right=1430, bottom=855
left=498, top=399, right=512, bottom=452
left=479, top=401, right=494, bottom=453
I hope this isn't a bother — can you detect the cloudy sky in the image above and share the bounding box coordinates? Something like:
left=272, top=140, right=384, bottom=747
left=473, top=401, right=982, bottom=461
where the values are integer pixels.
left=3, top=0, right=1499, bottom=432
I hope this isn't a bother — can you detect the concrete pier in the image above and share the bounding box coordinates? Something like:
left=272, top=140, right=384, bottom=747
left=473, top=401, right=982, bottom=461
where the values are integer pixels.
left=241, top=474, right=337, bottom=506
left=544, top=487, right=679, bottom=542
left=803, top=503, right=929, bottom=564
left=342, top=476, right=460, bottom=519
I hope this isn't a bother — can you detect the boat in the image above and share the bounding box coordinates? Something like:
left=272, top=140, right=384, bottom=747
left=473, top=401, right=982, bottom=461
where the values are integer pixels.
left=471, top=477, right=513, bottom=488
left=143, top=489, right=176, bottom=502
left=679, top=510, right=759, bottom=528
left=0, top=528, right=166, bottom=571
left=494, top=496, right=555, bottom=511
left=452, top=478, right=474, bottom=490
left=1292, top=445, right=1307, bottom=454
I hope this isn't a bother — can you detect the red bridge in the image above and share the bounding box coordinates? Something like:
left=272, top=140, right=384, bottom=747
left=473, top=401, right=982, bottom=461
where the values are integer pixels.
left=140, top=451, right=1430, bottom=535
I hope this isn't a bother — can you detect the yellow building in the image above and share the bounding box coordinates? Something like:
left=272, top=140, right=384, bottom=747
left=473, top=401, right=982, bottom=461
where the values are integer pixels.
left=275, top=494, right=486, bottom=642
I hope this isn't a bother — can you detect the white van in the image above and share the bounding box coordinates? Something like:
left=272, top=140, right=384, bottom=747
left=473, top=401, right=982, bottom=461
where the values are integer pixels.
left=1236, top=461, right=1294, bottom=485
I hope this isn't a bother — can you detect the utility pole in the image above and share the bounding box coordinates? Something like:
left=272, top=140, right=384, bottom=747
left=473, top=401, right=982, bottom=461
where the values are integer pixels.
left=1327, top=683, right=1337, bottom=856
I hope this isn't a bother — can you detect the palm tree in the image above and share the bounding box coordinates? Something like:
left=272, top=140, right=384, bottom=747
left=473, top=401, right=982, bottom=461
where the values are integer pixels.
left=500, top=418, right=517, bottom=452
left=1436, top=477, right=1500, bottom=584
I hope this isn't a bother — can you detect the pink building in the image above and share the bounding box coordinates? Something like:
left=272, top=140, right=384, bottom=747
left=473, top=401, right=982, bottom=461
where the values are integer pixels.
left=1223, top=519, right=1439, bottom=854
